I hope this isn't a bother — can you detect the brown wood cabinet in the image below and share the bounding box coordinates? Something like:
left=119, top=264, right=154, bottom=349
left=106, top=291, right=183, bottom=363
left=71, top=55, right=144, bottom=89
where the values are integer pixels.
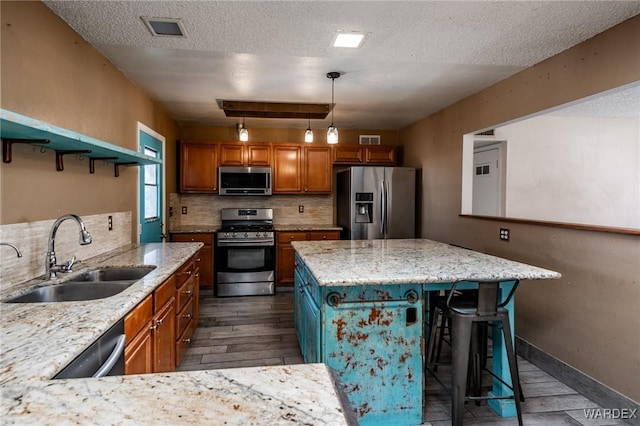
left=174, top=254, right=200, bottom=367
left=170, top=233, right=213, bottom=290
left=219, top=143, right=271, bottom=167
left=333, top=144, right=397, bottom=165
left=276, top=230, right=340, bottom=287
left=124, top=276, right=176, bottom=374
left=273, top=145, right=332, bottom=194
left=180, top=141, right=218, bottom=193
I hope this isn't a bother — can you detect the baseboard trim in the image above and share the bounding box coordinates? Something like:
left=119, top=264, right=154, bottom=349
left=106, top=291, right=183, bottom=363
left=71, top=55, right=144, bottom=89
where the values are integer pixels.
left=516, top=337, right=639, bottom=426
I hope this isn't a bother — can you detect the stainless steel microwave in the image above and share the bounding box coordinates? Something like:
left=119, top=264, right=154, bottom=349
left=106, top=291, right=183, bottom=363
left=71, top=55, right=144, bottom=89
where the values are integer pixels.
left=218, top=166, right=272, bottom=195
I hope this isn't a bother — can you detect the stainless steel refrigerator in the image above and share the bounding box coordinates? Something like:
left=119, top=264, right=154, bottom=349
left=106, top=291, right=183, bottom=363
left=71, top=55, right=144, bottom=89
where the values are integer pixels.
left=337, top=166, right=416, bottom=240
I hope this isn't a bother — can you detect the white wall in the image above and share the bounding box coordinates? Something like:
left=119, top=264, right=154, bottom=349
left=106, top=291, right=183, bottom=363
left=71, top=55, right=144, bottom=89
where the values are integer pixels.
left=496, top=115, right=640, bottom=228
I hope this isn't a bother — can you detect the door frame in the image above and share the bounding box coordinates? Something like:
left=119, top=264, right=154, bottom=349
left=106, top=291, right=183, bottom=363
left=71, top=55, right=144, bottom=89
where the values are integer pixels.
left=137, top=122, right=166, bottom=243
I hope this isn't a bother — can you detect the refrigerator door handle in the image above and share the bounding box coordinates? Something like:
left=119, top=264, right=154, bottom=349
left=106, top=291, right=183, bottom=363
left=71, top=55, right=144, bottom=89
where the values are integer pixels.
left=380, top=180, right=385, bottom=235
left=384, top=180, right=389, bottom=237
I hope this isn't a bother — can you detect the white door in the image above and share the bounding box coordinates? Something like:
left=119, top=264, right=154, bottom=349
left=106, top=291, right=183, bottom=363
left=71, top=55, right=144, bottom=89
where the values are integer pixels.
left=472, top=145, right=501, bottom=216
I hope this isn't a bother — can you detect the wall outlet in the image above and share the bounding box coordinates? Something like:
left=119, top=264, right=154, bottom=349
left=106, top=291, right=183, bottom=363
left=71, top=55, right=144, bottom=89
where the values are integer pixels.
left=182, top=206, right=187, bottom=215
left=298, top=205, right=304, bottom=213
left=169, top=206, right=174, bottom=217
left=499, top=228, right=510, bottom=241
left=108, top=215, right=113, bottom=231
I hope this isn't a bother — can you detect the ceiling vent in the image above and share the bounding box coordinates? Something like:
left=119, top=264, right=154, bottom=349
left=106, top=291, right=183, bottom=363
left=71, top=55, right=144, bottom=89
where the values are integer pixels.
left=141, top=17, right=186, bottom=37
left=475, top=129, right=495, bottom=136
left=359, top=135, right=381, bottom=145
left=221, top=101, right=331, bottom=119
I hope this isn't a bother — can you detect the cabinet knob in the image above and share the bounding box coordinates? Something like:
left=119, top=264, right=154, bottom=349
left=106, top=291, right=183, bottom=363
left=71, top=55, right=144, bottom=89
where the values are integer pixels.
left=322, top=236, right=327, bottom=239
left=182, top=338, right=191, bottom=343
left=156, top=318, right=164, bottom=326
left=183, top=290, right=192, bottom=295
left=195, top=258, right=201, bottom=262
left=150, top=324, right=158, bottom=331
left=304, top=188, right=308, bottom=192
left=183, top=313, right=193, bottom=319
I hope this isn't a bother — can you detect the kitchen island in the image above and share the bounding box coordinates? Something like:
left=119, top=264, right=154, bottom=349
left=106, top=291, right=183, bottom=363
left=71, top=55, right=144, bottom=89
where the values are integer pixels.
left=1, top=243, right=354, bottom=425
left=292, top=238, right=561, bottom=426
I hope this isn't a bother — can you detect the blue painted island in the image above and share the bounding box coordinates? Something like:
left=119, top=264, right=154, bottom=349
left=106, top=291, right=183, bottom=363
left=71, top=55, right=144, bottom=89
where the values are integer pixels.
left=292, top=239, right=561, bottom=426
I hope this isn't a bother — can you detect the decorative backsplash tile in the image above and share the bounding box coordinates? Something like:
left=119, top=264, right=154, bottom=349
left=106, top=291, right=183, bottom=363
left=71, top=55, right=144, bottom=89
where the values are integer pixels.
left=169, top=193, right=334, bottom=228
left=0, top=212, right=131, bottom=294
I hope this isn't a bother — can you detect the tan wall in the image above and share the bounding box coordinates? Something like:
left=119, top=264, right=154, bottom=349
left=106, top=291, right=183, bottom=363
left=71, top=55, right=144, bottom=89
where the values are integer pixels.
left=402, top=16, right=640, bottom=403
left=179, top=125, right=400, bottom=146
left=0, top=1, right=178, bottom=240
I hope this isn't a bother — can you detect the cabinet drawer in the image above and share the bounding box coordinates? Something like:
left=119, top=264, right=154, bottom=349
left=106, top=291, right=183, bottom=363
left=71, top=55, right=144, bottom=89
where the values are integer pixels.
left=154, top=276, right=175, bottom=312
left=125, top=294, right=152, bottom=338
left=171, top=233, right=213, bottom=245
left=307, top=230, right=340, bottom=241
left=176, top=320, right=196, bottom=367
left=277, top=231, right=307, bottom=243
left=176, top=275, right=195, bottom=313
left=175, top=258, right=196, bottom=287
left=176, top=296, right=194, bottom=338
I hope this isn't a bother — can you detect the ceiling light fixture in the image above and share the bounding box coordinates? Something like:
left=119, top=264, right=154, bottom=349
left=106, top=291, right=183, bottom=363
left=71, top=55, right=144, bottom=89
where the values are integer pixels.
left=141, top=17, right=186, bottom=37
left=333, top=31, right=368, bottom=48
left=304, top=115, right=314, bottom=143
left=326, top=72, right=340, bottom=145
left=238, top=116, right=249, bottom=142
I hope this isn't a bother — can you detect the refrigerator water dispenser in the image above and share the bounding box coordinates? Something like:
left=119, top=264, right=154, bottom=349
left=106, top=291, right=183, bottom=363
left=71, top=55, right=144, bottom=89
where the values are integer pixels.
left=355, top=192, right=373, bottom=223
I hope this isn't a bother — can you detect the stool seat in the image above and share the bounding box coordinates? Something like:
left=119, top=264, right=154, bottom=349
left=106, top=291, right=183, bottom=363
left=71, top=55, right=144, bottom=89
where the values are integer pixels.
left=425, top=280, right=524, bottom=426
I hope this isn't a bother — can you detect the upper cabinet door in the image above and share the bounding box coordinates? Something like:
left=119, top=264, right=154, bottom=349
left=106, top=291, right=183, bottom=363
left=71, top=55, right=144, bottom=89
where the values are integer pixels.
left=180, top=141, right=218, bottom=193
left=273, top=145, right=302, bottom=193
left=364, top=146, right=396, bottom=165
left=304, top=146, right=332, bottom=193
left=333, top=145, right=363, bottom=163
left=218, top=144, right=245, bottom=166
left=219, top=143, right=271, bottom=166
left=246, top=145, right=271, bottom=166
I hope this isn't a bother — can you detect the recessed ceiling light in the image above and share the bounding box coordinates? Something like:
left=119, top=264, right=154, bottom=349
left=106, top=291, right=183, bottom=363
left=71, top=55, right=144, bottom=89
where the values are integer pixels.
left=141, top=17, right=186, bottom=37
left=333, top=31, right=368, bottom=48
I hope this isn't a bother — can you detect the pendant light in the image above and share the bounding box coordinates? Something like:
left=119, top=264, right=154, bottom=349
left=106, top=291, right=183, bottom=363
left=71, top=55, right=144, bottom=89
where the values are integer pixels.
left=326, top=71, right=340, bottom=144
left=304, top=114, right=314, bottom=143
left=238, top=115, right=249, bottom=142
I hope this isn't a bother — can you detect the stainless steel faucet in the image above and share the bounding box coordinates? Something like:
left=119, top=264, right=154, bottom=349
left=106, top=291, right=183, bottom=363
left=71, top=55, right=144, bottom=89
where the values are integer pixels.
left=45, top=214, right=92, bottom=279
left=0, top=242, right=22, bottom=258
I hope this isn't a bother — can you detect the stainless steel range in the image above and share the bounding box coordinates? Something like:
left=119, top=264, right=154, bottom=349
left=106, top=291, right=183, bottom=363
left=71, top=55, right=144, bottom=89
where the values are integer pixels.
left=214, top=208, right=275, bottom=297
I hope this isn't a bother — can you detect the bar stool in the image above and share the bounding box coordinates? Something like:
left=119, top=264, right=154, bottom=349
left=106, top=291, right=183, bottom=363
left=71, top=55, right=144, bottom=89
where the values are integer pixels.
left=425, top=280, right=524, bottom=426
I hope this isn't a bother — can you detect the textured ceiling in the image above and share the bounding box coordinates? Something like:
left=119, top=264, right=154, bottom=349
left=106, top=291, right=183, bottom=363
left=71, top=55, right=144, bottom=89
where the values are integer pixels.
left=44, top=1, right=640, bottom=130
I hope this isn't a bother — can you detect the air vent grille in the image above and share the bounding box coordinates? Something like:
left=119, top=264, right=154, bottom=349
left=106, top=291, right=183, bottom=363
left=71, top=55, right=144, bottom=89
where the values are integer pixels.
left=359, top=135, right=381, bottom=145
left=475, top=129, right=495, bottom=136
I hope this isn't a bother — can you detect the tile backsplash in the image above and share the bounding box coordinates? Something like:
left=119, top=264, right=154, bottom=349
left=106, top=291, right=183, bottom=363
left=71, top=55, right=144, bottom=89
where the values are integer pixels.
left=0, top=212, right=131, bottom=295
left=169, top=193, right=335, bottom=228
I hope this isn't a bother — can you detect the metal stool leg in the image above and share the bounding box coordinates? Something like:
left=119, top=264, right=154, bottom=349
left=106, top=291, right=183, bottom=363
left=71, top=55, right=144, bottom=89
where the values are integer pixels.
left=498, top=311, right=524, bottom=426
left=426, top=306, right=443, bottom=368
left=451, top=315, right=473, bottom=426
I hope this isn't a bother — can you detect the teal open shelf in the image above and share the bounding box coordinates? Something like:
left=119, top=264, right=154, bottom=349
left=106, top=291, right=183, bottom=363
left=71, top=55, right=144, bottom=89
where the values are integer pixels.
left=1, top=109, right=162, bottom=174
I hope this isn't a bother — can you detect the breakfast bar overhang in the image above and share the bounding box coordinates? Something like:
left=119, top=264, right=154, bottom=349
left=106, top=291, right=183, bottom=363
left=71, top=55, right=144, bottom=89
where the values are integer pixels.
left=292, top=239, right=561, bottom=426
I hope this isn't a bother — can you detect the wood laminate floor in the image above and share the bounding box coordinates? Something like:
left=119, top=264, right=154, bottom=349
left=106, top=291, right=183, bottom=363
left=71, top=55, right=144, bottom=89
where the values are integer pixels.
left=178, top=292, right=629, bottom=426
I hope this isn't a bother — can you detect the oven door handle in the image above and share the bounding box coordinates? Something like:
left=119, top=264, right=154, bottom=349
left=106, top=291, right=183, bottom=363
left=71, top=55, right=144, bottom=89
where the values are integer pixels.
left=93, top=334, right=126, bottom=378
left=217, top=240, right=274, bottom=247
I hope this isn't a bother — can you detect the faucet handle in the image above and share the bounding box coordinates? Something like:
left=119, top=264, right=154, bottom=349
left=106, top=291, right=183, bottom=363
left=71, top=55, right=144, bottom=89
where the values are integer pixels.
left=62, top=256, right=77, bottom=272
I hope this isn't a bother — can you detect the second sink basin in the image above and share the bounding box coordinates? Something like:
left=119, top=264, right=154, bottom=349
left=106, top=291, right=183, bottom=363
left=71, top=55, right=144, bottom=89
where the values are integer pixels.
left=72, top=266, right=156, bottom=282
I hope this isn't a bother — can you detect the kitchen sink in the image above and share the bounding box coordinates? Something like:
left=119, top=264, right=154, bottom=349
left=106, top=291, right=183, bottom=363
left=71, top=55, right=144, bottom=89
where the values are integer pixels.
left=4, top=266, right=156, bottom=303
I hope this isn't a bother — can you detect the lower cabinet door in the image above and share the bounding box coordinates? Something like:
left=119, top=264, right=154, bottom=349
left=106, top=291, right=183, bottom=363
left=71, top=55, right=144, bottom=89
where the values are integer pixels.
left=125, top=324, right=153, bottom=375
left=153, top=298, right=176, bottom=373
left=301, top=287, right=321, bottom=363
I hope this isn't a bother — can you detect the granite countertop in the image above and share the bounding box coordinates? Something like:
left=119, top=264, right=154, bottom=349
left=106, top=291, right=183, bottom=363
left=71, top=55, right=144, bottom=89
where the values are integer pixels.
left=1, top=243, right=352, bottom=425
left=292, top=238, right=561, bottom=286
